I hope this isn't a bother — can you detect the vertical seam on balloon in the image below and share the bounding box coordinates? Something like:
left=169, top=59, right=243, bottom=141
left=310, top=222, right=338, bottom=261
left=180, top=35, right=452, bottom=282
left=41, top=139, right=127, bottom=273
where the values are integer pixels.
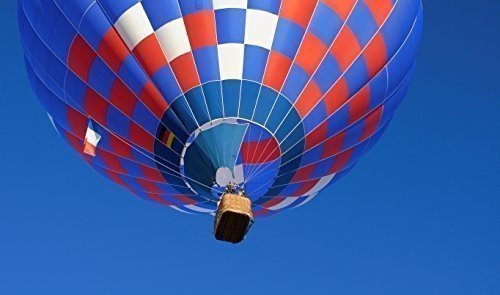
left=61, top=1, right=96, bottom=108
left=385, top=67, right=390, bottom=97
left=210, top=15, right=227, bottom=121
left=208, top=3, right=227, bottom=119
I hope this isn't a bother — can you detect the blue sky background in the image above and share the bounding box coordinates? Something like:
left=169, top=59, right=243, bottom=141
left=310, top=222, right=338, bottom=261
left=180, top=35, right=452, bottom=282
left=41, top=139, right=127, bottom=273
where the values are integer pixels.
left=1, top=0, right=499, bottom=294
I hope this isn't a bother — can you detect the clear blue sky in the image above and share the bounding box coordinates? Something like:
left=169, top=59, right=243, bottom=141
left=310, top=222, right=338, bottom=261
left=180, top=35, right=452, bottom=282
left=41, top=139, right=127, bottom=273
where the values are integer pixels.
left=1, top=1, right=499, bottom=294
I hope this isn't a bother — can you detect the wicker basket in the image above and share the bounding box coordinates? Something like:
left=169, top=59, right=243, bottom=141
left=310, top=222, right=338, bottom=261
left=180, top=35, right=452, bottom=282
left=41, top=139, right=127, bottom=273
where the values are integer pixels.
left=214, top=193, right=254, bottom=243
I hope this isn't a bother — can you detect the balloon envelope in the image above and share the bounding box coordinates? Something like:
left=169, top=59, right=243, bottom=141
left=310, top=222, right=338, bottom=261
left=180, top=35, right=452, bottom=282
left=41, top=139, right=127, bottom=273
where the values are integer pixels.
left=19, top=0, right=423, bottom=217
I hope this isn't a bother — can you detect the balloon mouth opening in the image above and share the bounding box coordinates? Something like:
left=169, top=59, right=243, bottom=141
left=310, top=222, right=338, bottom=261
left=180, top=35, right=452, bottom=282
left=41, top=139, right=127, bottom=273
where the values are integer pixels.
left=175, top=119, right=281, bottom=201
left=151, top=81, right=306, bottom=206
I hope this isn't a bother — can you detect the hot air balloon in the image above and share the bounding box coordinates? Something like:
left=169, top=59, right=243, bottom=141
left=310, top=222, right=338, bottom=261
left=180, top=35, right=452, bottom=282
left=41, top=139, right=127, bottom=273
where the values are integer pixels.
left=18, top=0, right=423, bottom=243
